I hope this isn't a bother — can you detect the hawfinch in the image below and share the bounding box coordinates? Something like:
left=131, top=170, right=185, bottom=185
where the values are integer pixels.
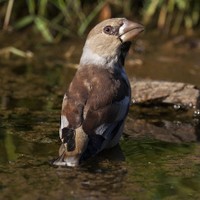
left=53, top=18, right=144, bottom=167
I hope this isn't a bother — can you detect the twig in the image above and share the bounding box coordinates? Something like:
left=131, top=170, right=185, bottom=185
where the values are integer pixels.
left=0, top=47, right=34, bottom=59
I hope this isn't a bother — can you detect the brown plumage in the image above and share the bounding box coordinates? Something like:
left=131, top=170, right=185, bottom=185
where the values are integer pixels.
left=53, top=18, right=144, bottom=167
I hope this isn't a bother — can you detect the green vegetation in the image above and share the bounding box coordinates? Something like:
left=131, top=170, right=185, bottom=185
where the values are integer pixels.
left=0, top=0, right=199, bottom=42
left=143, top=0, right=200, bottom=35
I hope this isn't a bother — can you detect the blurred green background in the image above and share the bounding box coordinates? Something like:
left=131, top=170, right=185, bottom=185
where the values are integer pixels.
left=1, top=0, right=200, bottom=42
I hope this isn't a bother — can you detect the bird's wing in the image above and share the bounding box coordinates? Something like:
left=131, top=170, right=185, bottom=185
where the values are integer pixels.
left=59, top=69, right=90, bottom=150
left=79, top=95, right=130, bottom=161
left=95, top=96, right=130, bottom=136
left=60, top=66, right=130, bottom=154
left=84, top=95, right=129, bottom=136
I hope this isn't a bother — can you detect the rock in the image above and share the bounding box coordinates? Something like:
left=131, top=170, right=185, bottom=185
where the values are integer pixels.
left=131, top=80, right=200, bottom=109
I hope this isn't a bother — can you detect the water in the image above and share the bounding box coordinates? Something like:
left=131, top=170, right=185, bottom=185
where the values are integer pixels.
left=0, top=35, right=200, bottom=199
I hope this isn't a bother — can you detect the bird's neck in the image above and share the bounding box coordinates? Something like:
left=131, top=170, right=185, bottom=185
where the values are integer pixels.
left=80, top=42, right=131, bottom=69
left=80, top=46, right=123, bottom=69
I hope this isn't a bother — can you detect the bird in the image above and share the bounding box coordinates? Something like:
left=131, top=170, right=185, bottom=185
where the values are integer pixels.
left=53, top=18, right=144, bottom=167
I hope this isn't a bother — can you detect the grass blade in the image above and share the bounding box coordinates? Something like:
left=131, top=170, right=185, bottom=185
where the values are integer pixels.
left=78, top=1, right=106, bottom=36
left=14, top=15, right=34, bottom=29
left=39, top=0, right=48, bottom=16
left=27, top=0, right=35, bottom=15
left=3, top=0, right=14, bottom=30
left=34, top=17, right=54, bottom=42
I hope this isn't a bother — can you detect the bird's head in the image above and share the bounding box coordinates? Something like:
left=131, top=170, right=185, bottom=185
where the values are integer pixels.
left=80, top=18, right=144, bottom=67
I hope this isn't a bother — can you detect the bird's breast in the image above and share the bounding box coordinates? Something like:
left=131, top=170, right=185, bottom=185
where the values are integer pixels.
left=86, top=67, right=130, bottom=110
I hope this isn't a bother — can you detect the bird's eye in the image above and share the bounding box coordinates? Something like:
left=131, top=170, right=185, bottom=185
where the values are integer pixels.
left=103, top=26, right=113, bottom=35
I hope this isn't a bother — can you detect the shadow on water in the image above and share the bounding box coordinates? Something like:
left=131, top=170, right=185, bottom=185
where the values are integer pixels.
left=0, top=35, right=200, bottom=199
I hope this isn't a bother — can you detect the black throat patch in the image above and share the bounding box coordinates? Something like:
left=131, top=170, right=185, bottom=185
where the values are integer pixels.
left=118, top=41, right=131, bottom=66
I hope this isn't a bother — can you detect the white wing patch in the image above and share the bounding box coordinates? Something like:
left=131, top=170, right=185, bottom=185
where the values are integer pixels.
left=95, top=123, right=116, bottom=138
left=59, top=115, right=69, bottom=140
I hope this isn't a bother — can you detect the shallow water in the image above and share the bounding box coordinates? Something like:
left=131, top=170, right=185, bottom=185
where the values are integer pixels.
left=0, top=35, right=200, bottom=199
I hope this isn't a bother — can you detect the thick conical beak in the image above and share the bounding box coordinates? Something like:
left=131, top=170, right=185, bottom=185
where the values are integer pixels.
left=119, top=19, right=144, bottom=42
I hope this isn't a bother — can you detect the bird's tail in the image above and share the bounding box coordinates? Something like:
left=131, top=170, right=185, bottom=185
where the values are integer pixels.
left=52, top=127, right=89, bottom=167
left=52, top=150, right=81, bottom=167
